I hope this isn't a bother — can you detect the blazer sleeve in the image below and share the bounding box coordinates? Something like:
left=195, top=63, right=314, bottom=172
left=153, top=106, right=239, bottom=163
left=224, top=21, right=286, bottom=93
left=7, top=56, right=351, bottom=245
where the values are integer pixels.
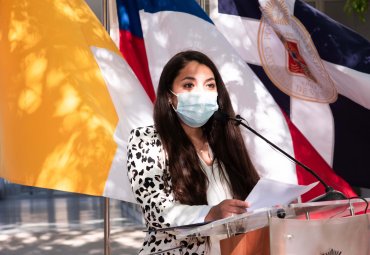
left=127, top=127, right=211, bottom=229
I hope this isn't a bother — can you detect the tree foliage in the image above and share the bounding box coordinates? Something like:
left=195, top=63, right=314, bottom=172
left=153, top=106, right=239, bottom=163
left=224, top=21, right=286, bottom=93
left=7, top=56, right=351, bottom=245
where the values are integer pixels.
left=344, top=0, right=369, bottom=22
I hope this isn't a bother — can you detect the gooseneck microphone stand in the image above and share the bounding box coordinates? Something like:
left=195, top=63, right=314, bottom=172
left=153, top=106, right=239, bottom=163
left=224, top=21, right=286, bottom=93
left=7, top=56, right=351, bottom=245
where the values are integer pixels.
left=217, top=111, right=347, bottom=201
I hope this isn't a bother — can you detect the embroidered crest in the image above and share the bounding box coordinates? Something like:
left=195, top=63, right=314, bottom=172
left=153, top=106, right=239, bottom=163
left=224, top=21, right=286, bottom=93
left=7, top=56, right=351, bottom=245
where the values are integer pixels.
left=258, top=0, right=337, bottom=103
left=262, top=0, right=289, bottom=25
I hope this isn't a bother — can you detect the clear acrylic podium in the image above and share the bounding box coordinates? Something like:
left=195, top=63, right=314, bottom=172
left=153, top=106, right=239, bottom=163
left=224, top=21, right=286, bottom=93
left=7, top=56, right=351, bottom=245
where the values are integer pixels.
left=166, top=198, right=370, bottom=255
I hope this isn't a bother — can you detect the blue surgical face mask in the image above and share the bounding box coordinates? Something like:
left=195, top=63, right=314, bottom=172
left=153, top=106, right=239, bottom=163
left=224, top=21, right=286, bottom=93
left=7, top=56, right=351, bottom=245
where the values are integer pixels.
left=170, top=90, right=219, bottom=128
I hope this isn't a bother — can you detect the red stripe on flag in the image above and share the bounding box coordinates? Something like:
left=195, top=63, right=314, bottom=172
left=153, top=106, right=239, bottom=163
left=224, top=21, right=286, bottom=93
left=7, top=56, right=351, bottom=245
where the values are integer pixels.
left=283, top=113, right=357, bottom=202
left=119, top=30, right=156, bottom=102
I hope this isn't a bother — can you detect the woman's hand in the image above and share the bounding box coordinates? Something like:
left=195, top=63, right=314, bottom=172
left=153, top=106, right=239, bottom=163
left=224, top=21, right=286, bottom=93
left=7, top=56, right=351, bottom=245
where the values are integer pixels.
left=205, top=199, right=249, bottom=222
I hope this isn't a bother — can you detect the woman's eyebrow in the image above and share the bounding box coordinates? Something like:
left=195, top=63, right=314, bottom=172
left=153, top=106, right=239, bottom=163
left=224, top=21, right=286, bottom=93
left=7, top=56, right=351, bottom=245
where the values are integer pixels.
left=180, top=77, right=215, bottom=82
left=181, top=76, right=196, bottom=81
left=205, top=77, right=215, bottom=82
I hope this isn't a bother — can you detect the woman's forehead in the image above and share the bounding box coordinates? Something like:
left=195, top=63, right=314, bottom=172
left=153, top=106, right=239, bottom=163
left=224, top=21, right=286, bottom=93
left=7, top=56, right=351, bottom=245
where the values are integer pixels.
left=176, top=61, right=214, bottom=79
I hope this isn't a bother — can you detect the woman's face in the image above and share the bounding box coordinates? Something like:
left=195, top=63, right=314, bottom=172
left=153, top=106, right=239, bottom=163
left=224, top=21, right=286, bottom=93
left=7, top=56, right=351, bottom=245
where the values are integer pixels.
left=170, top=61, right=217, bottom=108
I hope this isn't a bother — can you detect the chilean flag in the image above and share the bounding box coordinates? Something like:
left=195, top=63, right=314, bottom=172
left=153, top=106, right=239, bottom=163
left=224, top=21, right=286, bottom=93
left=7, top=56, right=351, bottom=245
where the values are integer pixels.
left=111, top=0, right=356, bottom=201
left=114, top=0, right=155, bottom=102
left=211, top=0, right=370, bottom=193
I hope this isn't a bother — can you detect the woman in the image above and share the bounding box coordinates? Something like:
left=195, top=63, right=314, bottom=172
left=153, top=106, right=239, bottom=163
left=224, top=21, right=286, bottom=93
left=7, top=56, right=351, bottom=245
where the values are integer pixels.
left=127, top=50, right=259, bottom=254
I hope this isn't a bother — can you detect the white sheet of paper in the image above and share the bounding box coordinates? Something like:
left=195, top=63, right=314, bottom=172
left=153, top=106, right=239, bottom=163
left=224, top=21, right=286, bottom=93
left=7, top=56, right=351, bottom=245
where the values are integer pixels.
left=245, top=178, right=319, bottom=211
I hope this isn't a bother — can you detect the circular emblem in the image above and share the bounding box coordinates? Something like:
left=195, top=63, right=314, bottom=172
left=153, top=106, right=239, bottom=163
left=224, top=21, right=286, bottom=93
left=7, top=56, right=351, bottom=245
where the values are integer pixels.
left=258, top=0, right=337, bottom=103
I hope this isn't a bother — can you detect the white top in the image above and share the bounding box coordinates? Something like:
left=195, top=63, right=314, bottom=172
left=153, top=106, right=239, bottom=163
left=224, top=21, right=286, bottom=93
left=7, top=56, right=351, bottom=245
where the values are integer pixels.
left=199, top=156, right=233, bottom=255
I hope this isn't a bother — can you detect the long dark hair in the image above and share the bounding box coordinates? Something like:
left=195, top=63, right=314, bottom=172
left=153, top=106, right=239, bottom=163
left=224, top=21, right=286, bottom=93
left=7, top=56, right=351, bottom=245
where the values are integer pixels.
left=154, top=50, right=259, bottom=205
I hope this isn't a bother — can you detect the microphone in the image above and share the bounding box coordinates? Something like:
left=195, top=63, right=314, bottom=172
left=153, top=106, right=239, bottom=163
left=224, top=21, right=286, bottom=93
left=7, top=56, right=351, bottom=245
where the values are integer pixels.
left=213, top=110, right=229, bottom=123
left=213, top=110, right=347, bottom=202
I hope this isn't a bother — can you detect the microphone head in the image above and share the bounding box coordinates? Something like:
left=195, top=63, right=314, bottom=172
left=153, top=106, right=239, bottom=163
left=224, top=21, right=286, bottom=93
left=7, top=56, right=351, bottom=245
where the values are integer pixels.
left=213, top=110, right=229, bottom=123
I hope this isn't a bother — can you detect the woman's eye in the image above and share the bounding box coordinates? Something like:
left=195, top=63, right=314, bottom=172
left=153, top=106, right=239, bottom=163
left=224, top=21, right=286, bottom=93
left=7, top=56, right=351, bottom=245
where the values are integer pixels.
left=206, top=83, right=216, bottom=89
left=183, top=83, right=194, bottom=89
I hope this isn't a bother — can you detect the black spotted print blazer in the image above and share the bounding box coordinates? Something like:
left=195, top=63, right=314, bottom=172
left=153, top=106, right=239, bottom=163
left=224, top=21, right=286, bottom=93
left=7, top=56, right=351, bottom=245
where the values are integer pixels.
left=127, top=126, right=211, bottom=255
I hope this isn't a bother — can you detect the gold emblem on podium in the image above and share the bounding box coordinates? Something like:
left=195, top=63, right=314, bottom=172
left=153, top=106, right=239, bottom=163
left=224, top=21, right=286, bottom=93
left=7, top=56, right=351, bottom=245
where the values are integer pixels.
left=320, top=248, right=342, bottom=255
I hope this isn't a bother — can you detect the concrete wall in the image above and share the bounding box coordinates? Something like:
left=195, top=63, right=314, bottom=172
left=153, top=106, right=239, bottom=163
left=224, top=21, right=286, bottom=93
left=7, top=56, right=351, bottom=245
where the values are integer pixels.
left=85, top=0, right=104, bottom=24
left=307, top=0, right=370, bottom=41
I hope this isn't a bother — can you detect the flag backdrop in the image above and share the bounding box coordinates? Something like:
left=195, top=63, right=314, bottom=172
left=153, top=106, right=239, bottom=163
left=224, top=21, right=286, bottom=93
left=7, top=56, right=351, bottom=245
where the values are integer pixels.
left=0, top=0, right=153, bottom=202
left=210, top=0, right=370, bottom=190
left=0, top=0, right=358, bottom=203
left=111, top=0, right=356, bottom=201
